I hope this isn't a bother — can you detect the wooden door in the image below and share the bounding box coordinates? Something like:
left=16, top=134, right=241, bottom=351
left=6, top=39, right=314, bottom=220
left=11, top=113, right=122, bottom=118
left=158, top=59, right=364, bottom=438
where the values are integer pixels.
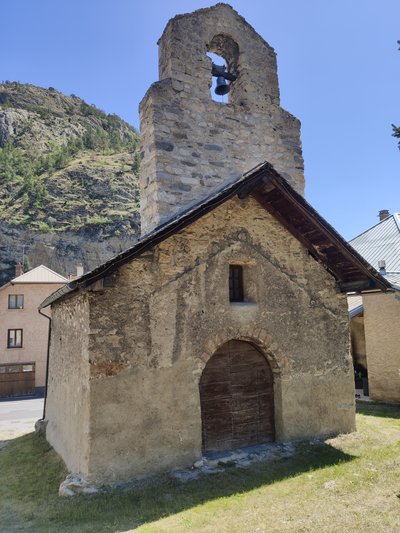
left=0, top=363, right=35, bottom=397
left=200, top=340, right=274, bottom=453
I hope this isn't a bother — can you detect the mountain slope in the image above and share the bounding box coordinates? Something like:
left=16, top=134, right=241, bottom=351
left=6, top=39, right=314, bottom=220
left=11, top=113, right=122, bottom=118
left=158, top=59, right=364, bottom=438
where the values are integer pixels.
left=0, top=82, right=141, bottom=284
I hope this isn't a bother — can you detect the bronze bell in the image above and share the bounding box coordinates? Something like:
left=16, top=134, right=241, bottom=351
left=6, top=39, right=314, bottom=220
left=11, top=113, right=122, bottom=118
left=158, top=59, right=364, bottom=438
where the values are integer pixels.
left=215, top=76, right=230, bottom=96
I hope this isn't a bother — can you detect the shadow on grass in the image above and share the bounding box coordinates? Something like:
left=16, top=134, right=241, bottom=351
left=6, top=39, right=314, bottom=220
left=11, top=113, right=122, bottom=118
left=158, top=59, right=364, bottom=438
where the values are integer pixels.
left=356, top=401, right=400, bottom=419
left=0, top=434, right=354, bottom=533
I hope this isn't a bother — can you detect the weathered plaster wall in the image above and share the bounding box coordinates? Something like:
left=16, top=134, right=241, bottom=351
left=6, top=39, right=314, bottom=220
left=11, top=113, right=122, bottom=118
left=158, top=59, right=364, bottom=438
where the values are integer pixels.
left=84, top=196, right=354, bottom=484
left=363, top=292, right=400, bottom=403
left=139, top=4, right=304, bottom=234
left=45, top=293, right=91, bottom=475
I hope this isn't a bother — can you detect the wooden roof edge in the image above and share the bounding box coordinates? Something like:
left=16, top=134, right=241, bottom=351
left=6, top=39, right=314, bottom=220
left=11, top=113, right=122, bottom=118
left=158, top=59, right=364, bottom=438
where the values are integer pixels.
left=39, top=161, right=389, bottom=309
left=39, top=162, right=271, bottom=309
left=259, top=170, right=391, bottom=292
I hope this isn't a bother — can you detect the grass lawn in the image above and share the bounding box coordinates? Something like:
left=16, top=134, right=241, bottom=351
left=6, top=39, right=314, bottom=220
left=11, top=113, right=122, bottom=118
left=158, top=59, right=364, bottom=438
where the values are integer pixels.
left=0, top=402, right=399, bottom=533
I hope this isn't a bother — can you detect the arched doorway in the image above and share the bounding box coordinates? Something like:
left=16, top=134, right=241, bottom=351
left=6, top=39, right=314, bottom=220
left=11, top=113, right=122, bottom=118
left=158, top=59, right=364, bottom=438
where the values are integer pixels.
left=199, top=340, right=275, bottom=453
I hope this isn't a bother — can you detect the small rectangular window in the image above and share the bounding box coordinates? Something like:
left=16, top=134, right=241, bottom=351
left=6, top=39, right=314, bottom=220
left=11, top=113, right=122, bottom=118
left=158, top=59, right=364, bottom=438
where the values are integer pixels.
left=229, top=265, right=244, bottom=302
left=7, top=329, right=23, bottom=348
left=8, top=294, right=24, bottom=309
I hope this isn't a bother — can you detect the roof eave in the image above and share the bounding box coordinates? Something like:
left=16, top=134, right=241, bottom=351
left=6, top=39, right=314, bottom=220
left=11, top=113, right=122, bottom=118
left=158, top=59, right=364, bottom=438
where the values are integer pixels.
left=250, top=170, right=391, bottom=293
left=39, top=161, right=390, bottom=307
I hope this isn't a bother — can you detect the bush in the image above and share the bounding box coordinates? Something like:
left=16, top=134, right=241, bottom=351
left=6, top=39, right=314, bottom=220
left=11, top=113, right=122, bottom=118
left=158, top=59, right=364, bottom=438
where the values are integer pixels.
left=35, top=221, right=51, bottom=232
left=85, top=215, right=112, bottom=226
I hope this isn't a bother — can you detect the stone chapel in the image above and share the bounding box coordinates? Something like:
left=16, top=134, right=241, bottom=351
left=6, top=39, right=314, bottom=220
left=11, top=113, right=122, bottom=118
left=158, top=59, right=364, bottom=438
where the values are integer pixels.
left=40, top=4, right=388, bottom=486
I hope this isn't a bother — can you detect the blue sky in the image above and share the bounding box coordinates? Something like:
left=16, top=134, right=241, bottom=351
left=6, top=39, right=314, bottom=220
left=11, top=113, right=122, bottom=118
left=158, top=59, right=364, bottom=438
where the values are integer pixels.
left=1, top=0, right=399, bottom=239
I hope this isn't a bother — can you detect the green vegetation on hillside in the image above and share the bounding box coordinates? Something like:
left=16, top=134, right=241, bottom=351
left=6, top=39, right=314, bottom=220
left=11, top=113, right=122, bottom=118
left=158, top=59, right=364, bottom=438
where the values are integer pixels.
left=0, top=82, right=141, bottom=233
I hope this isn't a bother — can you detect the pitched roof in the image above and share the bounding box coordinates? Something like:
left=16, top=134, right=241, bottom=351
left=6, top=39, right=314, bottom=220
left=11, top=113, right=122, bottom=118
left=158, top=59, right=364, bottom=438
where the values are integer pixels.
left=39, top=162, right=390, bottom=309
left=11, top=265, right=68, bottom=284
left=385, top=272, right=400, bottom=290
left=350, top=213, right=400, bottom=273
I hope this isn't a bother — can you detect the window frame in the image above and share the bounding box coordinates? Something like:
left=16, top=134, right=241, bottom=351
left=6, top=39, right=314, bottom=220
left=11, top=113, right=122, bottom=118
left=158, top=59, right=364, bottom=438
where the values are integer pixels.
left=7, top=329, right=23, bottom=348
left=8, top=294, right=24, bottom=309
left=229, top=264, right=244, bottom=303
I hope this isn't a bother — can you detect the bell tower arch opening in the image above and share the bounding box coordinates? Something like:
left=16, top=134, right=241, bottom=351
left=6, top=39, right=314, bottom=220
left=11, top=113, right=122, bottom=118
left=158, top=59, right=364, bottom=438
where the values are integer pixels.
left=199, top=339, right=275, bottom=454
left=206, top=34, right=239, bottom=104
left=207, top=52, right=229, bottom=103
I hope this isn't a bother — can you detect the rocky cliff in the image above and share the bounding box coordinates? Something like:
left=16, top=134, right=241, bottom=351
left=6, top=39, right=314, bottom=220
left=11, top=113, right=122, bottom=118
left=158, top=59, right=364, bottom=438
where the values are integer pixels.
left=0, top=82, right=140, bottom=285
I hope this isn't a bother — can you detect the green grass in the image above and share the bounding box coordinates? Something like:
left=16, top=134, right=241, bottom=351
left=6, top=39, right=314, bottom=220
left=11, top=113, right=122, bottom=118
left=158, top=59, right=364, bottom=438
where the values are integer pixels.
left=0, top=403, right=399, bottom=532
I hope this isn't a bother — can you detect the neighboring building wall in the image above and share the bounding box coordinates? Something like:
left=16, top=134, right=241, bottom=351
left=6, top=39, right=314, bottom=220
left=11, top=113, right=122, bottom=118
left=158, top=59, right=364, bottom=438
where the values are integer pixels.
left=45, top=293, right=91, bottom=476
left=363, top=292, right=400, bottom=403
left=50, top=196, right=355, bottom=485
left=0, top=283, right=64, bottom=391
left=139, top=4, right=304, bottom=234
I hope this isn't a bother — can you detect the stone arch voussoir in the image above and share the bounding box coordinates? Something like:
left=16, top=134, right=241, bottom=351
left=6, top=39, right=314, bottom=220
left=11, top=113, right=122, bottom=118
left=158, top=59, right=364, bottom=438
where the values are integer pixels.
left=200, top=327, right=287, bottom=375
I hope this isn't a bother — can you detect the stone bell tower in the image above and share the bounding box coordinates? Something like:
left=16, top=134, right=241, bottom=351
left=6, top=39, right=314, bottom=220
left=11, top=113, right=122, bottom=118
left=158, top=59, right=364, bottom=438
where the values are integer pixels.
left=139, top=3, right=304, bottom=234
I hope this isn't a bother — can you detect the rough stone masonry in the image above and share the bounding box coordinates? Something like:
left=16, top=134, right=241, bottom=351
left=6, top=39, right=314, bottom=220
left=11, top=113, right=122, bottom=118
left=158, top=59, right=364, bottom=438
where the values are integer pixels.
left=42, top=3, right=358, bottom=489
left=139, top=3, right=304, bottom=234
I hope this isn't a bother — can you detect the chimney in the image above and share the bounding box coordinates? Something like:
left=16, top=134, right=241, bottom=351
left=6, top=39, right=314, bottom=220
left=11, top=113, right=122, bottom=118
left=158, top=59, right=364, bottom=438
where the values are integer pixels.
left=76, top=263, right=84, bottom=278
left=68, top=263, right=84, bottom=281
left=15, top=262, right=23, bottom=278
left=378, top=259, right=386, bottom=275
left=378, top=210, right=390, bottom=221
